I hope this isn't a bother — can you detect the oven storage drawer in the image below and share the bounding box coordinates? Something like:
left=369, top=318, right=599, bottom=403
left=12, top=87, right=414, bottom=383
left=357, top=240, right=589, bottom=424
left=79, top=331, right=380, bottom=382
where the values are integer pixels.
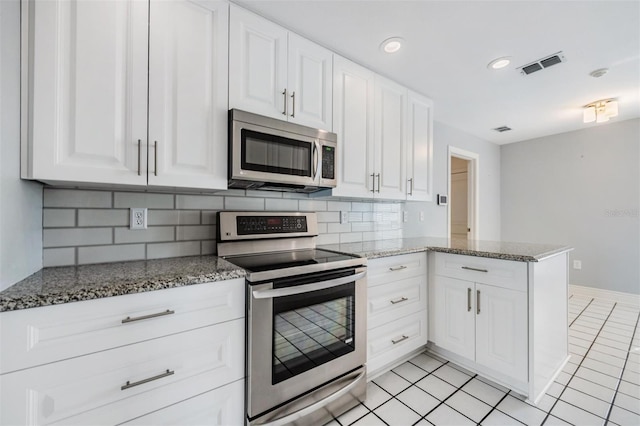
left=367, top=311, right=428, bottom=374
left=0, top=319, right=244, bottom=426
left=367, top=275, right=426, bottom=330
left=123, top=379, right=244, bottom=426
left=433, top=252, right=527, bottom=291
left=367, top=252, right=426, bottom=287
left=0, top=279, right=244, bottom=374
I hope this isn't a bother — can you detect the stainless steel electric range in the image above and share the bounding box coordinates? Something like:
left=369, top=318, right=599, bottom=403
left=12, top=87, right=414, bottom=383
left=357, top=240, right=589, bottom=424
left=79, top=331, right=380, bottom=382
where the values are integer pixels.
left=217, top=211, right=367, bottom=426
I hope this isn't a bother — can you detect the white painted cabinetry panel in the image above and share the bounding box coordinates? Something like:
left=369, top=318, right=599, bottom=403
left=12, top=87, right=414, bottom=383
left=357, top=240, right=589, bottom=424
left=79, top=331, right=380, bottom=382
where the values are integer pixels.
left=432, top=275, right=476, bottom=360
left=406, top=91, right=434, bottom=201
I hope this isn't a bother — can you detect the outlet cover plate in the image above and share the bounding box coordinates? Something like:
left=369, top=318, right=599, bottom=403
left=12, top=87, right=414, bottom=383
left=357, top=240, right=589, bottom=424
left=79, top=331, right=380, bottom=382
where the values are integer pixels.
left=130, top=208, right=148, bottom=230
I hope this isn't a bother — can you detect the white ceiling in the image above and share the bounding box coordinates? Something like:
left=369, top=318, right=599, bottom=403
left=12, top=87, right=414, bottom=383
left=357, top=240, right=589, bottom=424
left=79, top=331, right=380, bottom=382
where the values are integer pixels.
left=233, top=0, right=640, bottom=145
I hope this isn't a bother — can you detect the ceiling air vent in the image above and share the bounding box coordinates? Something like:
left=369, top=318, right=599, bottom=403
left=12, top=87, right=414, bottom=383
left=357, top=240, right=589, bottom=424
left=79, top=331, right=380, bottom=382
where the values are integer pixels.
left=493, top=126, right=512, bottom=133
left=519, top=51, right=566, bottom=75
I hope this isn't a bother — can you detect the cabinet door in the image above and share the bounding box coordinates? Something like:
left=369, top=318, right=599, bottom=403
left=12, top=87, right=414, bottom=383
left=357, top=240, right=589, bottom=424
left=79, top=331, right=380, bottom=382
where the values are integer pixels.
left=374, top=76, right=407, bottom=200
left=148, top=0, right=228, bottom=190
left=331, top=56, right=375, bottom=197
left=25, top=0, right=147, bottom=185
left=475, top=283, right=528, bottom=383
left=287, top=34, right=333, bottom=130
left=432, top=276, right=475, bottom=360
left=406, top=91, right=433, bottom=201
left=229, top=5, right=287, bottom=120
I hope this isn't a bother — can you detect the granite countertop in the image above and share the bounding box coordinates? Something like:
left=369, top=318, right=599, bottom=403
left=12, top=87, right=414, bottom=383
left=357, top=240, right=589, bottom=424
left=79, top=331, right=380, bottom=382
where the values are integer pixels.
left=0, top=256, right=246, bottom=312
left=320, top=237, right=572, bottom=262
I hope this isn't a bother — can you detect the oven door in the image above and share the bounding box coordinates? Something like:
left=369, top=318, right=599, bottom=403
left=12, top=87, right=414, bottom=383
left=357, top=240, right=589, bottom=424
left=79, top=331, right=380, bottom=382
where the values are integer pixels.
left=247, top=266, right=367, bottom=422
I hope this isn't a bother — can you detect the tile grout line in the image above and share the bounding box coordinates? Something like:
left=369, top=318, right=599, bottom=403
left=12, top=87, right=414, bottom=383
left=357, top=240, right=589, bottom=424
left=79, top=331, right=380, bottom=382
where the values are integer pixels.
left=541, top=301, right=617, bottom=425
left=417, top=371, right=478, bottom=424
left=603, top=307, right=640, bottom=425
left=568, top=298, right=594, bottom=328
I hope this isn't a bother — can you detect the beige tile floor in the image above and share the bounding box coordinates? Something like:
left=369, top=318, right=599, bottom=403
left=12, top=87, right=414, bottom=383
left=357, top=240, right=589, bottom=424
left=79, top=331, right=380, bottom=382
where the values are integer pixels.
left=326, top=293, right=640, bottom=425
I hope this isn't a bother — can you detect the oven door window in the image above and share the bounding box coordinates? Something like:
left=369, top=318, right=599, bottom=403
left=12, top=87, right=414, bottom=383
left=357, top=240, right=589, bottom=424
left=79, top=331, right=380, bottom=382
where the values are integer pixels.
left=272, top=279, right=355, bottom=385
left=241, top=129, right=312, bottom=177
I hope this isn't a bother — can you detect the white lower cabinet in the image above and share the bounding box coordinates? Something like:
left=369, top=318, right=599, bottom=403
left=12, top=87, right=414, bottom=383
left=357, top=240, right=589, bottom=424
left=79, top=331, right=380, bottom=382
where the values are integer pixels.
left=366, top=253, right=428, bottom=377
left=0, top=280, right=245, bottom=425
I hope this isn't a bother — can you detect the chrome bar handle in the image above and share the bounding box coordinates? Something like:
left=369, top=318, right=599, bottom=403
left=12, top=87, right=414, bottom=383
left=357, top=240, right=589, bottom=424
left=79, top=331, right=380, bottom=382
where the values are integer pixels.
left=467, top=288, right=472, bottom=312
left=392, top=335, right=409, bottom=344
left=154, top=141, right=158, bottom=176
left=252, top=271, right=366, bottom=299
left=312, top=141, right=319, bottom=179
left=122, top=309, right=175, bottom=324
left=290, top=91, right=296, bottom=118
left=282, top=89, right=287, bottom=115
left=389, top=265, right=407, bottom=271
left=370, top=174, right=376, bottom=193
left=137, top=139, right=141, bottom=176
left=390, top=297, right=408, bottom=305
left=462, top=266, right=488, bottom=273
left=121, top=369, right=174, bottom=390
left=408, top=178, right=413, bottom=195
left=477, top=290, right=481, bottom=314
left=376, top=173, right=381, bottom=192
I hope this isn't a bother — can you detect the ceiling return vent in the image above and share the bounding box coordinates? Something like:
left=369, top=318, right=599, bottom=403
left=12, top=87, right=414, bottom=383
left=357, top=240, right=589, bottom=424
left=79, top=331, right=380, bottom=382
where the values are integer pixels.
left=518, top=51, right=566, bottom=75
left=493, top=126, right=512, bottom=133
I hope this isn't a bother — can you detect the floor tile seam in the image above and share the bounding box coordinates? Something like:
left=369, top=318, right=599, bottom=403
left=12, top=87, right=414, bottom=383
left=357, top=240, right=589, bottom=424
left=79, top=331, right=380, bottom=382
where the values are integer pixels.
left=459, top=387, right=502, bottom=409
left=341, top=405, right=372, bottom=426
left=569, top=371, right=624, bottom=392
left=568, top=298, right=594, bottom=328
left=388, top=387, right=432, bottom=418
left=587, top=346, right=631, bottom=361
left=560, top=383, right=616, bottom=410
left=542, top=300, right=617, bottom=425
left=369, top=409, right=390, bottom=426
left=605, top=307, right=640, bottom=424
left=407, top=357, right=445, bottom=376
left=476, top=392, right=523, bottom=425
left=419, top=373, right=476, bottom=420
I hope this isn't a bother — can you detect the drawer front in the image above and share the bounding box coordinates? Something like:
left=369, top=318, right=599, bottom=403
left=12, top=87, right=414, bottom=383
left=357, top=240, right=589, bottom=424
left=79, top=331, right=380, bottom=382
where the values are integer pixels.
left=368, top=275, right=426, bottom=330
left=0, top=319, right=244, bottom=426
left=433, top=252, right=527, bottom=291
left=123, top=379, right=243, bottom=426
left=0, top=278, right=244, bottom=374
left=368, top=252, right=426, bottom=287
left=367, top=310, right=428, bottom=374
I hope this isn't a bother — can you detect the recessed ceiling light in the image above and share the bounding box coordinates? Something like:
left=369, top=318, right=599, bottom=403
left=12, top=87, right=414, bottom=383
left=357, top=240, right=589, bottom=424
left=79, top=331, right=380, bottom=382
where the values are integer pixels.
left=487, top=56, right=511, bottom=70
left=380, top=37, right=404, bottom=54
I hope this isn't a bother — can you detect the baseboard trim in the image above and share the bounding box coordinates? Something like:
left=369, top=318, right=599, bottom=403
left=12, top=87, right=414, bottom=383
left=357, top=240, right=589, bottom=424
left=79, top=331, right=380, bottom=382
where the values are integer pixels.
left=569, top=284, right=640, bottom=306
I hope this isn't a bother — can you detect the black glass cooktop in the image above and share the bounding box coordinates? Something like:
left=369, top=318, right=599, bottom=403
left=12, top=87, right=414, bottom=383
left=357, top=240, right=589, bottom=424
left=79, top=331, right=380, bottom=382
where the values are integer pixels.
left=225, top=249, right=359, bottom=273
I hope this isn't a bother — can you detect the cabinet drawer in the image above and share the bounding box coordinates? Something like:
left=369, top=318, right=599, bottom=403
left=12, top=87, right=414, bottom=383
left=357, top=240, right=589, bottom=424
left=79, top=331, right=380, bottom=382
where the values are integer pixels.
left=124, top=379, right=244, bottom=426
left=367, top=310, right=428, bottom=374
left=0, top=319, right=244, bottom=426
left=433, top=253, right=527, bottom=291
left=368, top=275, right=426, bottom=329
left=368, top=252, right=426, bottom=287
left=0, top=278, right=244, bottom=374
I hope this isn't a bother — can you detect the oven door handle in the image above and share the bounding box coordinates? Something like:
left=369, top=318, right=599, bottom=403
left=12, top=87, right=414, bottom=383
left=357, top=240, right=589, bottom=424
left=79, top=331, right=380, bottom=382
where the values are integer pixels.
left=256, top=369, right=367, bottom=426
left=252, top=271, right=366, bottom=299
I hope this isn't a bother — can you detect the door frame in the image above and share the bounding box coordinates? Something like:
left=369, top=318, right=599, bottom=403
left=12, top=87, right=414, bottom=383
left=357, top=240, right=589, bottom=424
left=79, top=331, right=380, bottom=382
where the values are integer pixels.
left=448, top=146, right=479, bottom=241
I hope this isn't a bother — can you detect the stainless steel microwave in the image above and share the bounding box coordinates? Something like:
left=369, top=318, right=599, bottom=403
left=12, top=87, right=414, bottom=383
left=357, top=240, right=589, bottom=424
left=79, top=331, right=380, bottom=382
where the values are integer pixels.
left=228, top=109, right=337, bottom=193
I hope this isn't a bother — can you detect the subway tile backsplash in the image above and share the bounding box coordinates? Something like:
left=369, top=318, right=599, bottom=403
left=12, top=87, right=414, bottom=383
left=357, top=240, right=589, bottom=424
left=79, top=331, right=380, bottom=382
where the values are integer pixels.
left=42, top=188, right=405, bottom=267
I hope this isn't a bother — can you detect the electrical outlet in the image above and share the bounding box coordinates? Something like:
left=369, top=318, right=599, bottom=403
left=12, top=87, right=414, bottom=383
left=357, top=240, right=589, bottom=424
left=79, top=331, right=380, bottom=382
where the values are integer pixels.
left=340, top=211, right=349, bottom=224
left=403, top=211, right=409, bottom=222
left=573, top=260, right=582, bottom=270
left=130, top=208, right=147, bottom=230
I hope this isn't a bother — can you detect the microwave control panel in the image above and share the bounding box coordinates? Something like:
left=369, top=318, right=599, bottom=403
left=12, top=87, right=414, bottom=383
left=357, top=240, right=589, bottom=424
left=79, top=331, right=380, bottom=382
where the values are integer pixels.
left=237, top=215, right=308, bottom=235
left=322, top=146, right=335, bottom=180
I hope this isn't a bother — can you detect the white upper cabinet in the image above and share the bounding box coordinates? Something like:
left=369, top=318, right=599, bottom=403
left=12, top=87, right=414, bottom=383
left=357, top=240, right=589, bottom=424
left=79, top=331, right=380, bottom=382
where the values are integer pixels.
left=22, top=0, right=228, bottom=190
left=406, top=91, right=434, bottom=201
left=148, top=0, right=229, bottom=190
left=374, top=76, right=407, bottom=200
left=332, top=56, right=376, bottom=198
left=23, top=0, right=148, bottom=185
left=229, top=5, right=333, bottom=131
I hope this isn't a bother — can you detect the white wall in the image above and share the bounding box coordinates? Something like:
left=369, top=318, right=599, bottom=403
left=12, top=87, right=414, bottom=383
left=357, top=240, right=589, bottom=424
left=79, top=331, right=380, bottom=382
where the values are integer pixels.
left=405, top=121, right=501, bottom=240
left=0, top=0, right=43, bottom=291
left=501, top=119, right=640, bottom=294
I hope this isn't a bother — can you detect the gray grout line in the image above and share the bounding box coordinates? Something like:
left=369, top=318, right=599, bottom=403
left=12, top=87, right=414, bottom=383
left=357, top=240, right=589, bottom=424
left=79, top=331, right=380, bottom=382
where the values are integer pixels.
left=569, top=298, right=595, bottom=328
left=604, top=307, right=640, bottom=425
left=542, top=300, right=618, bottom=425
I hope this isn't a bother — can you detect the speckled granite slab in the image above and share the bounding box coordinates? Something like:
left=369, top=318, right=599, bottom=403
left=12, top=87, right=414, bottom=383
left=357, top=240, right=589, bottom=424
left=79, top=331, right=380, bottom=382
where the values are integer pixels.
left=320, top=237, right=572, bottom=262
left=0, top=256, right=246, bottom=312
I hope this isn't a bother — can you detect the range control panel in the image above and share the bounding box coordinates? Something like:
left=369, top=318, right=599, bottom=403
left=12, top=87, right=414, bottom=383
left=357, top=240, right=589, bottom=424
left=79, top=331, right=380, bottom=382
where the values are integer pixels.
left=237, top=215, right=308, bottom=235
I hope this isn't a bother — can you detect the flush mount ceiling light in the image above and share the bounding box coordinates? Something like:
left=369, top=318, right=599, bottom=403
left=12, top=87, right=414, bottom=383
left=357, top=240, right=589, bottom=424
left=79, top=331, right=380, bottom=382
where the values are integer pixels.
left=583, top=99, right=619, bottom=123
left=589, top=68, right=609, bottom=78
left=380, top=37, right=404, bottom=54
left=487, top=56, right=511, bottom=70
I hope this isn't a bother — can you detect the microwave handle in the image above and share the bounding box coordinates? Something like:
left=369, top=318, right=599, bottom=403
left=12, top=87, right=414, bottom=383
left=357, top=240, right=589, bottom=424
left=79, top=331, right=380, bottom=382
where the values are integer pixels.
left=252, top=271, right=366, bottom=299
left=312, top=140, right=320, bottom=179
